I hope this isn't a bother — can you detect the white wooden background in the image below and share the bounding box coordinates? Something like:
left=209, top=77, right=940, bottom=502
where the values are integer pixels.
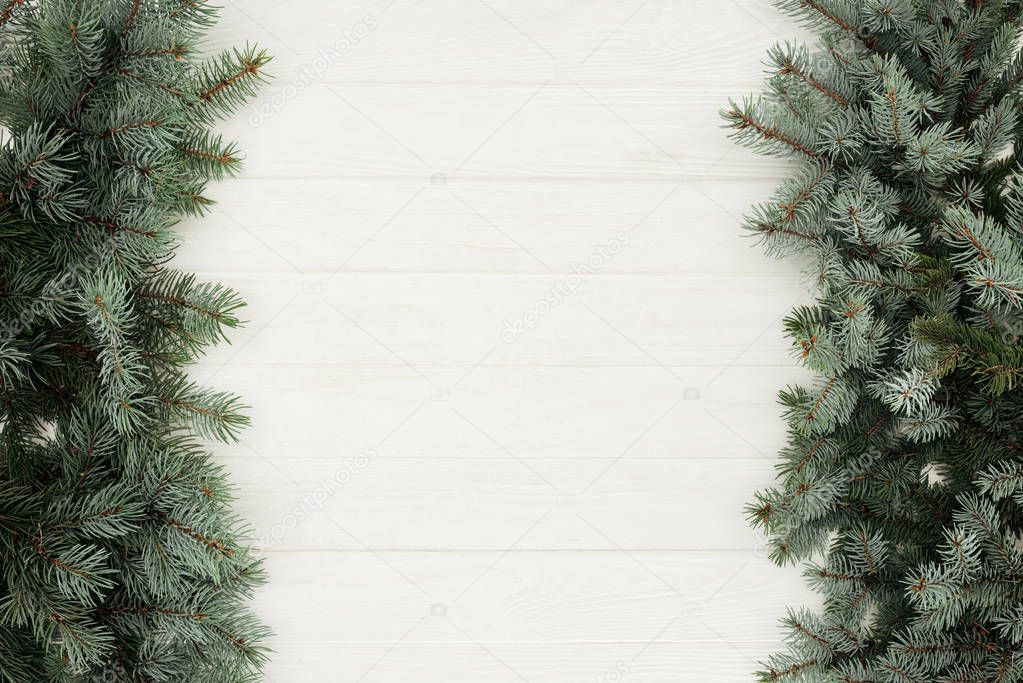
left=181, top=1, right=821, bottom=680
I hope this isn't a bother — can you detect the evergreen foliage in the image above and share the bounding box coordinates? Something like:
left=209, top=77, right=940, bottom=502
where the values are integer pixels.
left=0, top=2, right=270, bottom=680
left=727, top=1, right=1023, bottom=681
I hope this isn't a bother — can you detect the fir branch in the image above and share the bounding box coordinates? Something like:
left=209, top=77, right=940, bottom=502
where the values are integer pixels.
left=730, top=3, right=1023, bottom=678
left=802, top=0, right=858, bottom=37
left=0, top=0, right=23, bottom=28
left=0, top=6, right=270, bottom=675
left=154, top=511, right=233, bottom=558
left=97, top=605, right=208, bottom=620
left=729, top=108, right=820, bottom=158
left=98, top=119, right=163, bottom=138
left=116, top=67, right=187, bottom=98
left=80, top=215, right=159, bottom=238
left=122, top=0, right=142, bottom=37
left=778, top=51, right=849, bottom=105
left=198, top=65, right=258, bottom=102
left=122, top=45, right=188, bottom=60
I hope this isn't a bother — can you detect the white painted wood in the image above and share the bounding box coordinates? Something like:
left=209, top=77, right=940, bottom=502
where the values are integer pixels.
left=176, top=1, right=819, bottom=679
left=262, top=643, right=785, bottom=683
left=191, top=179, right=788, bottom=275
left=228, top=456, right=777, bottom=551
left=206, top=0, right=799, bottom=87
left=258, top=551, right=813, bottom=644
left=223, top=84, right=797, bottom=180
left=206, top=365, right=804, bottom=462
left=185, top=274, right=812, bottom=368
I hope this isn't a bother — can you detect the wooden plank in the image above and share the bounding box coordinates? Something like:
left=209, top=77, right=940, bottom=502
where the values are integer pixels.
left=177, top=178, right=790, bottom=276
left=203, top=363, right=805, bottom=461
left=208, top=0, right=800, bottom=87
left=223, top=84, right=797, bottom=180
left=182, top=274, right=810, bottom=369
left=223, top=456, right=779, bottom=552
left=254, top=551, right=816, bottom=645
left=260, top=642, right=780, bottom=682
left=202, top=364, right=806, bottom=463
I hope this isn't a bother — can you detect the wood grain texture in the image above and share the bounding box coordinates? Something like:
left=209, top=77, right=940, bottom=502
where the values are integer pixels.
left=261, top=643, right=790, bottom=683
left=185, top=274, right=812, bottom=368
left=179, top=1, right=815, bottom=679
left=192, top=179, right=787, bottom=275
left=207, top=0, right=797, bottom=87
left=229, top=456, right=777, bottom=551
left=205, top=365, right=805, bottom=462
left=226, top=84, right=795, bottom=179
left=258, top=551, right=816, bottom=643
